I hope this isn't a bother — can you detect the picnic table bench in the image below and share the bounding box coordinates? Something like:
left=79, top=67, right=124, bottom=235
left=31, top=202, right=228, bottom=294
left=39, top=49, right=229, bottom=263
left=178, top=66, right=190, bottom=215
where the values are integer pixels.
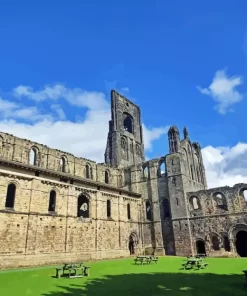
left=134, top=256, right=158, bottom=265
left=134, top=256, right=151, bottom=265
left=182, top=257, right=208, bottom=270
left=55, top=263, right=90, bottom=279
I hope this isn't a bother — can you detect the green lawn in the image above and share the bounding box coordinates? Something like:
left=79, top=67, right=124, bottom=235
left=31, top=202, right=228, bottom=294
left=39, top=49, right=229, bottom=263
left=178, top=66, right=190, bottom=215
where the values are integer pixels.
left=0, top=257, right=247, bottom=296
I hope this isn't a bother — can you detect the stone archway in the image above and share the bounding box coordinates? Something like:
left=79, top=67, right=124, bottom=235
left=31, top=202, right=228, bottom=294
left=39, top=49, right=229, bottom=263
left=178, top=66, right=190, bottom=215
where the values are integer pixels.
left=236, top=231, right=247, bottom=257
left=229, top=224, right=247, bottom=257
left=196, top=240, right=206, bottom=255
left=128, top=231, right=138, bottom=255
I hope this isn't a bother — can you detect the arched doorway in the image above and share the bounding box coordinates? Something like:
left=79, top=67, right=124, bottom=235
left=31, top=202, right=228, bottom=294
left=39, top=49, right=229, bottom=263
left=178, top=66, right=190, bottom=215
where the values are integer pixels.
left=128, top=232, right=138, bottom=255
left=236, top=231, right=247, bottom=257
left=129, top=236, right=135, bottom=255
left=196, top=240, right=206, bottom=255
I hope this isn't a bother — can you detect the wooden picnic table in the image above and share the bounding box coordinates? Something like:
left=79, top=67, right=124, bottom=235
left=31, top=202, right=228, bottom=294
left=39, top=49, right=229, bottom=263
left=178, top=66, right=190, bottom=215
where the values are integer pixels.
left=134, top=256, right=158, bottom=265
left=55, top=263, right=90, bottom=279
left=182, top=257, right=208, bottom=270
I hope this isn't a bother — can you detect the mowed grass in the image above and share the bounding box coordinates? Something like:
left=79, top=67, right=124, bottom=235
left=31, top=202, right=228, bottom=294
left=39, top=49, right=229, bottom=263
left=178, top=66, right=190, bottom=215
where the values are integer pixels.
left=0, top=257, right=247, bottom=296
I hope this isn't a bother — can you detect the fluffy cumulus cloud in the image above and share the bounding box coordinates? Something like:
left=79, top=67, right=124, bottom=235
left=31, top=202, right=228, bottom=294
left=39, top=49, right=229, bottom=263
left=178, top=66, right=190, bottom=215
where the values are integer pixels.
left=197, top=69, right=244, bottom=114
left=202, top=143, right=247, bottom=188
left=1, top=83, right=247, bottom=189
left=0, top=84, right=167, bottom=163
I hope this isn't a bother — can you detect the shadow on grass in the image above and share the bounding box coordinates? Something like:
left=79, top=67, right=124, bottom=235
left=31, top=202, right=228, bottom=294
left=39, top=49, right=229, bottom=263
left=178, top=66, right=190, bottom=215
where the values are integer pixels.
left=42, top=272, right=246, bottom=296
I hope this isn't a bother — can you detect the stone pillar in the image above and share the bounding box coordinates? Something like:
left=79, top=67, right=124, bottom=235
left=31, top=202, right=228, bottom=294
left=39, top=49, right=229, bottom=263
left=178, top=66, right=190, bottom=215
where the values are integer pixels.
left=229, top=239, right=236, bottom=253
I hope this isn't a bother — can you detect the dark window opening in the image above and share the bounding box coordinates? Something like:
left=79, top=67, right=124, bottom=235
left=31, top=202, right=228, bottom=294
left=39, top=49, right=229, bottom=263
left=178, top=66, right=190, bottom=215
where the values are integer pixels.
left=223, top=236, right=231, bottom=252
left=190, top=165, right=194, bottom=180
left=129, top=235, right=135, bottom=255
left=5, top=183, right=16, bottom=208
left=163, top=199, right=170, bottom=218
left=107, top=200, right=111, bottom=218
left=60, top=157, right=66, bottom=172
left=123, top=114, right=133, bottom=134
left=77, top=195, right=89, bottom=218
left=48, top=190, right=56, bottom=212
left=86, top=164, right=91, bottom=178
left=196, top=240, right=206, bottom=255
left=105, top=170, right=109, bottom=184
left=127, top=203, right=131, bottom=220
left=212, top=236, right=220, bottom=251
left=146, top=201, right=151, bottom=221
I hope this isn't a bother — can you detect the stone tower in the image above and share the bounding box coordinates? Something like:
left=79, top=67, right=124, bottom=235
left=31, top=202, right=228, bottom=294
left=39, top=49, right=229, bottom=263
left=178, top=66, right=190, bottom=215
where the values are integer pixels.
left=105, top=90, right=145, bottom=168
left=165, top=126, right=207, bottom=255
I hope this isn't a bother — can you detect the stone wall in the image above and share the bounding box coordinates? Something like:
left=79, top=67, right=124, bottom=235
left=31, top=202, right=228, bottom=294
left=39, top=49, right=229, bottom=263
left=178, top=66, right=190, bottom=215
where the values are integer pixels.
left=187, top=184, right=247, bottom=257
left=0, top=132, right=122, bottom=187
left=0, top=161, right=143, bottom=269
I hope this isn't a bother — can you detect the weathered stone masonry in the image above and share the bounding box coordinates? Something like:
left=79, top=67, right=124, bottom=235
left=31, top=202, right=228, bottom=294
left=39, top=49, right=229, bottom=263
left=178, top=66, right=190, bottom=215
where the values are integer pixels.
left=0, top=89, right=247, bottom=269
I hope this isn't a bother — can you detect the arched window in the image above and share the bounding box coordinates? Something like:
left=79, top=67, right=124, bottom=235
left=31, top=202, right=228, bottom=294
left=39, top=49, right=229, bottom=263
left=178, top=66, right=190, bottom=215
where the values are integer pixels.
left=123, top=113, right=133, bottom=133
left=107, top=200, right=111, bottom=218
left=146, top=201, right=151, bottom=221
left=48, top=190, right=56, bottom=212
left=127, top=203, right=131, bottom=220
left=29, top=147, right=37, bottom=165
left=211, top=235, right=220, bottom=251
left=191, top=196, right=200, bottom=210
left=143, top=166, right=149, bottom=179
left=240, top=189, right=247, bottom=205
left=85, top=164, right=91, bottom=179
left=163, top=198, right=170, bottom=218
left=77, top=195, right=89, bottom=218
left=158, top=162, right=166, bottom=177
left=213, top=192, right=228, bottom=211
left=190, top=165, right=194, bottom=180
left=60, top=157, right=66, bottom=172
left=5, top=183, right=16, bottom=208
left=222, top=235, right=231, bottom=252
left=105, top=170, right=109, bottom=184
left=244, top=190, right=247, bottom=202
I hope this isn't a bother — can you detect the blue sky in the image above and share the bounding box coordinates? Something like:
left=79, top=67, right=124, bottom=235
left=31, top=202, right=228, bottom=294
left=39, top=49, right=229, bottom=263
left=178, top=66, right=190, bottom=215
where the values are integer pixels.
left=0, top=0, right=246, bottom=188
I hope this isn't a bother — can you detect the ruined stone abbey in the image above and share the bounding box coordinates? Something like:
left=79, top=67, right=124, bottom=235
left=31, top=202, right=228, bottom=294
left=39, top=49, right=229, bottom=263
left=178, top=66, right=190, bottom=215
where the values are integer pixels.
left=0, top=90, right=247, bottom=268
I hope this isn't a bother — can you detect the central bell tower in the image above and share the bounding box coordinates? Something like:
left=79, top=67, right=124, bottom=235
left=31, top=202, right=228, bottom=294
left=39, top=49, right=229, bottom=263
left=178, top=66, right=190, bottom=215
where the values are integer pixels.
left=105, top=90, right=145, bottom=168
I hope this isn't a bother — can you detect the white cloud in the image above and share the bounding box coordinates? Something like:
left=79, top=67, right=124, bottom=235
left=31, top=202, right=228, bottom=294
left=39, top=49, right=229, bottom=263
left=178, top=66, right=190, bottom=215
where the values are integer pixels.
left=51, top=104, right=66, bottom=120
left=143, top=125, right=168, bottom=151
left=13, top=84, right=109, bottom=110
left=0, top=84, right=167, bottom=163
left=197, top=69, right=244, bottom=114
left=5, top=83, right=247, bottom=189
left=202, top=143, right=247, bottom=188
left=0, top=97, right=52, bottom=121
left=0, top=97, right=18, bottom=111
